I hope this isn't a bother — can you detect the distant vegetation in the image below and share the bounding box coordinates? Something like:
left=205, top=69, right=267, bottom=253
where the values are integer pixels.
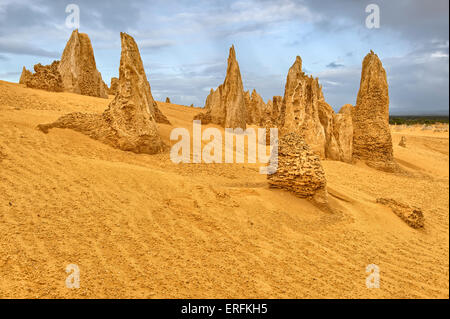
left=389, top=115, right=449, bottom=125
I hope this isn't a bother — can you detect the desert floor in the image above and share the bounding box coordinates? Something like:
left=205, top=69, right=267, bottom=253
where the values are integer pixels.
left=0, top=80, right=448, bottom=298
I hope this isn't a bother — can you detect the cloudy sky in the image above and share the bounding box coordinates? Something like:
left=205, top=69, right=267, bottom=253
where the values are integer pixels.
left=0, top=0, right=448, bottom=115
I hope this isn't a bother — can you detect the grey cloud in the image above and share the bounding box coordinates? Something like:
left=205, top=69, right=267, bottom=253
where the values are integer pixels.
left=201, top=62, right=227, bottom=76
left=384, top=53, right=449, bottom=115
left=0, top=3, right=52, bottom=36
left=326, top=62, right=345, bottom=69
left=145, top=61, right=226, bottom=78
left=0, top=0, right=144, bottom=43
left=145, top=60, right=228, bottom=106
left=0, top=71, right=21, bottom=78
left=139, top=39, right=174, bottom=50
left=217, top=22, right=270, bottom=37
left=0, top=39, right=59, bottom=58
left=243, top=72, right=286, bottom=103
left=317, top=67, right=361, bottom=110
left=179, top=62, right=226, bottom=78
left=156, top=0, right=318, bottom=38
left=304, top=0, right=449, bottom=44
left=149, top=73, right=219, bottom=106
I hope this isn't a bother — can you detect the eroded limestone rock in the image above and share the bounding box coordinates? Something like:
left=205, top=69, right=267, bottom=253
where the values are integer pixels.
left=267, top=132, right=328, bottom=205
left=352, top=51, right=397, bottom=171
left=279, top=56, right=332, bottom=159
left=109, top=77, right=119, bottom=95
left=58, top=30, right=108, bottom=98
left=271, top=96, right=282, bottom=126
left=377, top=198, right=425, bottom=229
left=246, top=89, right=265, bottom=125
left=194, top=45, right=246, bottom=129
left=37, top=32, right=166, bottom=154
left=25, top=61, right=64, bottom=92
left=19, top=67, right=32, bottom=85
left=331, top=104, right=354, bottom=163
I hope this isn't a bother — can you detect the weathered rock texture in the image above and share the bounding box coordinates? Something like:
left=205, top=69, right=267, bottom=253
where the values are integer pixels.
left=271, top=96, right=283, bottom=126
left=398, top=136, right=407, bottom=148
left=331, top=104, right=354, bottom=163
left=102, top=80, right=109, bottom=95
left=19, top=67, right=32, bottom=84
left=108, top=77, right=119, bottom=95
left=195, top=87, right=221, bottom=124
left=263, top=99, right=273, bottom=121
left=278, top=56, right=351, bottom=161
left=37, top=32, right=166, bottom=154
left=268, top=132, right=328, bottom=205
left=318, top=101, right=341, bottom=161
left=260, top=119, right=278, bottom=146
left=165, top=97, right=171, bottom=103
left=352, top=51, right=397, bottom=171
left=280, top=56, right=325, bottom=156
left=58, top=30, right=108, bottom=98
left=246, top=89, right=265, bottom=125
left=376, top=198, right=425, bottom=229
left=244, top=90, right=251, bottom=116
left=194, top=45, right=246, bottom=129
left=259, top=96, right=283, bottom=145
left=25, top=61, right=64, bottom=92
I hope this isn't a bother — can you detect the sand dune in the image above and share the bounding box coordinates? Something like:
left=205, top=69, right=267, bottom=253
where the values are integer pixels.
left=0, top=80, right=448, bottom=298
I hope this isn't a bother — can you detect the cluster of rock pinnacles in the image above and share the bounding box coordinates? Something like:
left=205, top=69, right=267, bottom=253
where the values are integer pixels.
left=38, top=32, right=169, bottom=154
left=31, top=29, right=398, bottom=206
left=194, top=47, right=397, bottom=205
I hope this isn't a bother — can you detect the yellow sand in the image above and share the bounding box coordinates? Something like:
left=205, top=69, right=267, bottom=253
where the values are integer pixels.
left=0, top=80, right=448, bottom=298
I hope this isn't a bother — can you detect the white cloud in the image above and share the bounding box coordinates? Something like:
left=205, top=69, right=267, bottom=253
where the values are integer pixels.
left=139, top=39, right=174, bottom=50
left=431, top=51, right=449, bottom=59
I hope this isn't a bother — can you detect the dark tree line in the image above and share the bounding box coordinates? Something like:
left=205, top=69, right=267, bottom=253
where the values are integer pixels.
left=389, top=116, right=449, bottom=125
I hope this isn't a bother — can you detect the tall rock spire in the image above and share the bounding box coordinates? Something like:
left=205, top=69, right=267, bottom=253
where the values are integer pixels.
left=277, top=55, right=354, bottom=163
left=279, top=55, right=328, bottom=157
left=105, top=32, right=169, bottom=125
left=223, top=45, right=247, bottom=129
left=194, top=45, right=247, bottom=130
left=58, top=29, right=108, bottom=98
left=352, top=51, right=397, bottom=171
